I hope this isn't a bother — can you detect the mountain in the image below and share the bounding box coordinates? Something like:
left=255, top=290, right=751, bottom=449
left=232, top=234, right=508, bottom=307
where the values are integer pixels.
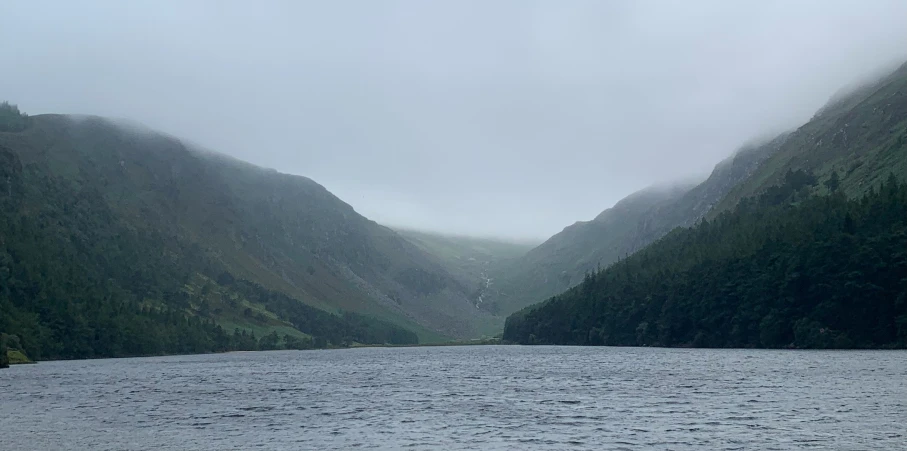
left=713, top=61, right=907, bottom=214
left=504, top=173, right=907, bottom=348
left=486, top=132, right=789, bottom=316
left=485, top=184, right=690, bottom=315
left=504, top=61, right=907, bottom=349
left=0, top=109, right=497, bottom=359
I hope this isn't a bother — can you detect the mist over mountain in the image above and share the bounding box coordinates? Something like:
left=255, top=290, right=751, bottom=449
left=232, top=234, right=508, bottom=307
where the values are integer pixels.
left=1, top=2, right=906, bottom=366
left=4, top=1, right=907, bottom=240
left=482, top=131, right=791, bottom=314
left=6, top=6, right=907, bottom=451
left=0, top=109, right=514, bottom=360
left=505, top=60, right=907, bottom=349
left=5, top=55, right=906, bottom=361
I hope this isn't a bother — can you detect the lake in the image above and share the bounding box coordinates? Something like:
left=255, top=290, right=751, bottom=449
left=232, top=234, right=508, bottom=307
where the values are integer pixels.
left=3, top=346, right=905, bottom=450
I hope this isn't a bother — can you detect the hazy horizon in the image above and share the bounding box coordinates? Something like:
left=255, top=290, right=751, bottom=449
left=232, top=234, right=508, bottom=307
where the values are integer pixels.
left=3, top=1, right=907, bottom=240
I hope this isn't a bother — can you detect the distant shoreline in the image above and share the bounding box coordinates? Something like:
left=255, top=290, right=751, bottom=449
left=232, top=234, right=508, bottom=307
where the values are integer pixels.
left=11, top=337, right=907, bottom=366
left=2, top=338, right=509, bottom=365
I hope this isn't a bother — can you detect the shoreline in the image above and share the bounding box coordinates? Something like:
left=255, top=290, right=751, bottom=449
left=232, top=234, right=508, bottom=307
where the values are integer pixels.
left=10, top=339, right=907, bottom=366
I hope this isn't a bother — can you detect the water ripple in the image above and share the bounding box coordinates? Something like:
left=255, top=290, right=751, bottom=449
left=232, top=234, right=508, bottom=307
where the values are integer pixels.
left=2, top=346, right=906, bottom=450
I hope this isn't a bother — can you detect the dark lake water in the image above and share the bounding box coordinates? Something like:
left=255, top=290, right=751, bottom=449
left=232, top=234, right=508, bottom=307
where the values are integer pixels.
left=3, top=346, right=906, bottom=450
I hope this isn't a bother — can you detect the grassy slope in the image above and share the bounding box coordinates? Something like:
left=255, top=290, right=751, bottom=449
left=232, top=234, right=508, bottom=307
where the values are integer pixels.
left=7, top=349, right=33, bottom=364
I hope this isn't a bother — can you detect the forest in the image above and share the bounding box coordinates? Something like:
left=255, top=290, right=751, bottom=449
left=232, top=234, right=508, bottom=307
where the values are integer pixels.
left=504, top=170, right=907, bottom=348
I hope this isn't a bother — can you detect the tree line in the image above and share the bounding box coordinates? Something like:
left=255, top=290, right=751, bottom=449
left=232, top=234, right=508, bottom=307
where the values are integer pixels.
left=0, top=102, right=30, bottom=133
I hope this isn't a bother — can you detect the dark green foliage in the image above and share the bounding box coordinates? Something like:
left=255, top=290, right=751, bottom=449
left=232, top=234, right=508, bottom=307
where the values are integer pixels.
left=258, top=331, right=280, bottom=350
left=230, top=329, right=258, bottom=351
left=283, top=333, right=313, bottom=350
left=0, top=335, right=9, bottom=368
left=504, top=174, right=907, bottom=349
left=0, top=102, right=30, bottom=132
left=0, top=143, right=236, bottom=359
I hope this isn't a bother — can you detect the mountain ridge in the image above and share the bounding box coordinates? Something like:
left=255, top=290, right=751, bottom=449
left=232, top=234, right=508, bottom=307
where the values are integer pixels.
left=503, top=60, right=907, bottom=348
left=712, top=61, right=907, bottom=214
left=0, top=111, right=503, bottom=360
left=3, top=58, right=906, bottom=357
left=484, top=130, right=789, bottom=316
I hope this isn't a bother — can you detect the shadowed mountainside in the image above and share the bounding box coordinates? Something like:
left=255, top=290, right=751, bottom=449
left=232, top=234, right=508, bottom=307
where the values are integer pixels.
left=0, top=112, right=503, bottom=359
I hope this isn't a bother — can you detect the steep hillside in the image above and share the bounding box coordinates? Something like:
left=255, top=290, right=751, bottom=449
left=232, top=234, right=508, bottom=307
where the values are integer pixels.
left=713, top=61, right=907, bottom=213
left=504, top=173, right=907, bottom=349
left=504, top=61, right=907, bottom=349
left=0, top=139, right=420, bottom=359
left=486, top=185, right=689, bottom=314
left=487, top=133, right=788, bottom=316
left=494, top=61, right=907, bottom=319
left=0, top=111, right=497, bottom=359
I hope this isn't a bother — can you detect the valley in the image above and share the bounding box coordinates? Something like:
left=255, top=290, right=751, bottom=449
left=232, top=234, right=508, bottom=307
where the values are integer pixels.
left=2, top=60, right=907, bottom=365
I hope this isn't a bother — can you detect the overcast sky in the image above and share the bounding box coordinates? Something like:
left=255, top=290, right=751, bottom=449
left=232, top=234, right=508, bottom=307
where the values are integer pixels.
left=2, top=1, right=906, bottom=240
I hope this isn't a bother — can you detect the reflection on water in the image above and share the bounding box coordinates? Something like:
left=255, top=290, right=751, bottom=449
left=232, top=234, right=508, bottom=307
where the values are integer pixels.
left=4, top=346, right=905, bottom=450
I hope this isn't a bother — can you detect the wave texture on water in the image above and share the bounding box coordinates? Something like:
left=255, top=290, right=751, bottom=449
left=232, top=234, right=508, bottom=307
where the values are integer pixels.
left=3, top=346, right=906, bottom=450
